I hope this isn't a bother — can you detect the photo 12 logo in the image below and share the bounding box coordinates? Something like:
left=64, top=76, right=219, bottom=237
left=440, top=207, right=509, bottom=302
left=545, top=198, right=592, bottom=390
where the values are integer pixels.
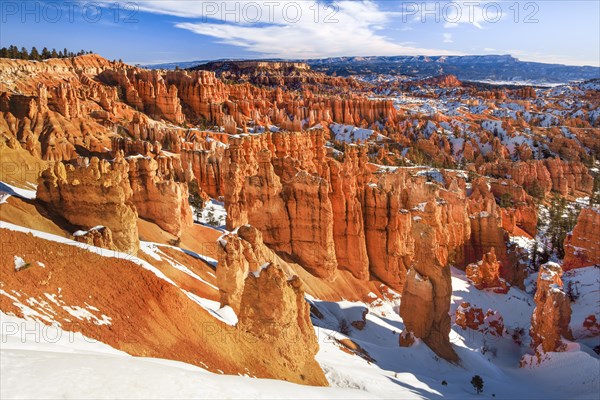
left=0, top=1, right=344, bottom=25
left=1, top=1, right=139, bottom=24
left=401, top=1, right=540, bottom=24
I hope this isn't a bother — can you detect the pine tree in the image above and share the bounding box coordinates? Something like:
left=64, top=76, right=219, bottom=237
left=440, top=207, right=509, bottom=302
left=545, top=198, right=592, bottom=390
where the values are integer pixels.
left=19, top=47, right=29, bottom=59
left=30, top=47, right=40, bottom=61
left=530, top=238, right=539, bottom=271
left=50, top=48, right=58, bottom=58
left=188, top=180, right=205, bottom=222
left=41, top=47, right=50, bottom=59
left=8, top=45, right=18, bottom=58
left=470, top=375, right=484, bottom=395
left=589, top=174, right=600, bottom=206
left=0, top=47, right=8, bottom=58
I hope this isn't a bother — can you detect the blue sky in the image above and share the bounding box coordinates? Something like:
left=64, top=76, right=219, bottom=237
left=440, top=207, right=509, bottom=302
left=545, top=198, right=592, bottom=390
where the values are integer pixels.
left=1, top=1, right=598, bottom=66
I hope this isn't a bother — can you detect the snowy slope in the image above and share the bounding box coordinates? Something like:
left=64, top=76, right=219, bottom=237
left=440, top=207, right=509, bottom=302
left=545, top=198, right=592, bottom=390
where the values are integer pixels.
left=1, top=218, right=598, bottom=399
left=0, top=314, right=371, bottom=400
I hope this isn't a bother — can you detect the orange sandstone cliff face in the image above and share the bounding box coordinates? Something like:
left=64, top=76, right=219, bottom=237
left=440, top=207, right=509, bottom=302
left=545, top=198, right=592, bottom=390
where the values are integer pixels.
left=563, top=207, right=600, bottom=270
left=126, top=154, right=193, bottom=238
left=223, top=131, right=338, bottom=279
left=9, top=55, right=599, bottom=370
left=215, top=225, right=327, bottom=383
left=36, top=156, right=139, bottom=254
left=479, top=159, right=593, bottom=198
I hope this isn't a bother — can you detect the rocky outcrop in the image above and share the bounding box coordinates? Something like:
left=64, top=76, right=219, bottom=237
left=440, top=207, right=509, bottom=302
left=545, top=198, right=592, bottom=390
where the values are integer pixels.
left=462, top=178, right=510, bottom=269
left=216, top=225, right=295, bottom=313
left=465, top=248, right=509, bottom=293
left=238, top=265, right=325, bottom=384
left=490, top=179, right=538, bottom=236
left=401, top=221, right=460, bottom=363
left=529, top=262, right=573, bottom=354
left=72, top=226, right=117, bottom=250
left=455, top=302, right=505, bottom=337
left=563, top=207, right=600, bottom=270
left=37, top=156, right=139, bottom=254
left=215, top=226, right=327, bottom=384
left=327, top=146, right=370, bottom=280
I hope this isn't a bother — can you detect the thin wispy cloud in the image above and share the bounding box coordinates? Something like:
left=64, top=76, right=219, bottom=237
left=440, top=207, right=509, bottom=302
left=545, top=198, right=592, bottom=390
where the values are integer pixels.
left=105, top=0, right=454, bottom=58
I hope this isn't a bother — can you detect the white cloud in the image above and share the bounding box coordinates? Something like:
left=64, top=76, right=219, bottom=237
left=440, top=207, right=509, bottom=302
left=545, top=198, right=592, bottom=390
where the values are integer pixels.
left=440, top=1, right=502, bottom=29
left=106, top=0, right=455, bottom=59
left=443, top=33, right=453, bottom=43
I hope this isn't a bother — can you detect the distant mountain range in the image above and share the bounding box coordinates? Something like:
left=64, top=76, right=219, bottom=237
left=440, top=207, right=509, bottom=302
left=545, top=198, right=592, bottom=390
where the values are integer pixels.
left=145, top=55, right=600, bottom=84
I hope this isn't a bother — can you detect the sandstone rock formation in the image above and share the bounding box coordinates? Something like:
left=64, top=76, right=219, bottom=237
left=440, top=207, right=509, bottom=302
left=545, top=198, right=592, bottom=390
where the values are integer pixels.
left=479, top=159, right=593, bottom=198
left=563, top=207, right=600, bottom=270
left=216, top=225, right=294, bottom=313
left=238, top=265, right=325, bottom=384
left=223, top=132, right=337, bottom=280
left=455, top=302, right=505, bottom=337
left=529, top=262, right=573, bottom=354
left=126, top=154, right=192, bottom=238
left=37, top=156, right=139, bottom=254
left=465, top=248, right=509, bottom=293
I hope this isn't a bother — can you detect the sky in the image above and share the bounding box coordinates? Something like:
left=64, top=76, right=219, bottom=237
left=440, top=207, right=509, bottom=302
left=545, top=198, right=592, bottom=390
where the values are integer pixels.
left=1, top=0, right=598, bottom=66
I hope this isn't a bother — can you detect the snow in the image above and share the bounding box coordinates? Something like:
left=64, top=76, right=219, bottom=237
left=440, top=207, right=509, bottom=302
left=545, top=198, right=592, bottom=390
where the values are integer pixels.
left=13, top=256, right=28, bottom=271
left=0, top=313, right=368, bottom=400
left=139, top=241, right=218, bottom=290
left=251, top=262, right=271, bottom=278
left=62, top=305, right=112, bottom=326
left=0, top=181, right=37, bottom=203
left=73, top=225, right=106, bottom=237
left=563, top=266, right=600, bottom=340
left=415, top=169, right=445, bottom=184
left=182, top=291, right=238, bottom=327
left=330, top=124, right=376, bottom=143
left=194, top=199, right=227, bottom=230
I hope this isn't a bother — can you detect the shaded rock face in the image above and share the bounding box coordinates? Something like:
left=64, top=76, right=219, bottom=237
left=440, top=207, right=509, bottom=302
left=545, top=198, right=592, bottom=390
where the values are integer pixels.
left=490, top=179, right=538, bottom=237
left=73, top=226, right=116, bottom=250
left=529, top=263, right=573, bottom=354
left=465, top=248, right=509, bottom=293
left=37, top=156, right=139, bottom=254
left=563, top=207, right=600, bottom=270
left=400, top=224, right=459, bottom=363
left=400, top=269, right=434, bottom=339
left=461, top=178, right=509, bottom=268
